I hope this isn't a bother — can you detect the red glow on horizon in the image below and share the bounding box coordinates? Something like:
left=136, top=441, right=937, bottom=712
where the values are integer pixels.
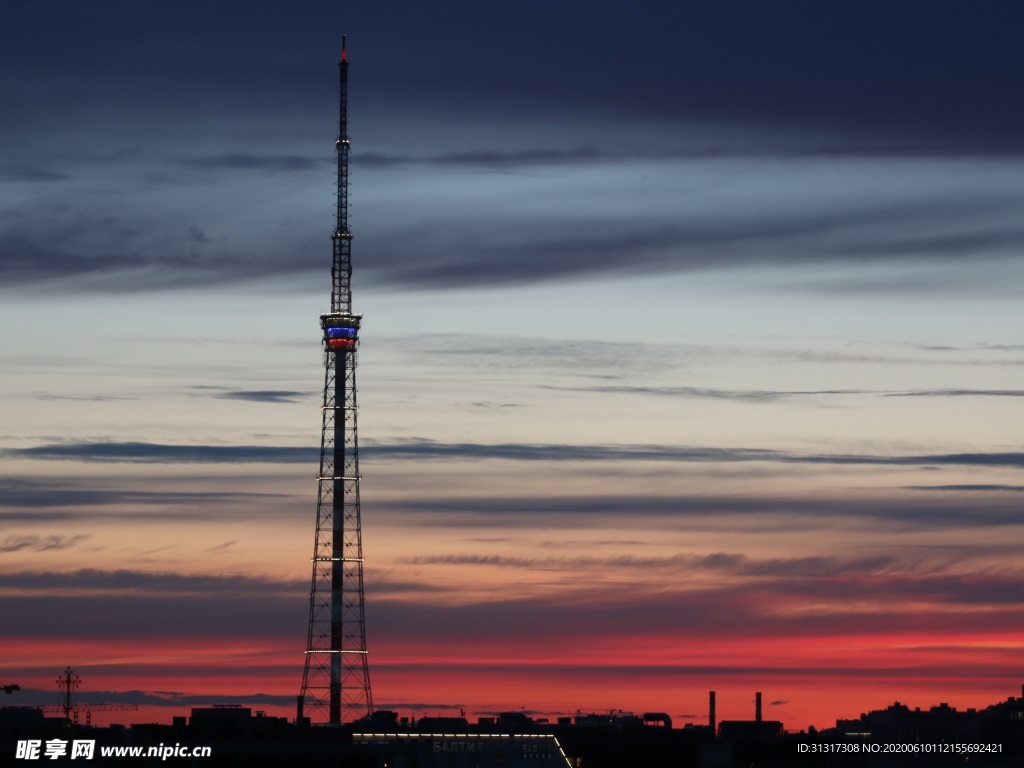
left=4, top=623, right=1022, bottom=732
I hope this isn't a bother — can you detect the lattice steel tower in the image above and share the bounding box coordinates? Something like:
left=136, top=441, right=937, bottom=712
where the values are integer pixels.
left=298, top=35, right=373, bottom=725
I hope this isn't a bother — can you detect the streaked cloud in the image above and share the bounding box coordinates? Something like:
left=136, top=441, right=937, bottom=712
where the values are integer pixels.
left=0, top=534, right=91, bottom=553
left=7, top=562, right=1024, bottom=646
left=546, top=384, right=868, bottom=402
left=2, top=442, right=315, bottom=464
left=394, top=334, right=1024, bottom=375
left=403, top=551, right=899, bottom=579
left=13, top=687, right=297, bottom=709
left=7, top=438, right=1024, bottom=471
left=384, top=492, right=1024, bottom=532
left=550, top=384, right=1024, bottom=402
left=908, top=485, right=1024, bottom=493
left=367, top=440, right=1024, bottom=471
left=0, top=568, right=303, bottom=595
left=5, top=155, right=1024, bottom=296
left=0, top=164, right=68, bottom=182
left=175, top=154, right=323, bottom=173
left=884, top=389, right=1024, bottom=398
left=0, top=478, right=286, bottom=507
left=30, top=392, right=135, bottom=402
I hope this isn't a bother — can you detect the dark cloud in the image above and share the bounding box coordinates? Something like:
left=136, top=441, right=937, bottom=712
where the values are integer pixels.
left=885, top=389, right=1024, bottom=398
left=403, top=552, right=898, bottom=580
left=0, top=477, right=291, bottom=509
left=8, top=439, right=1024, bottom=474
left=7, top=564, right=1023, bottom=650
left=909, top=485, right=1024, bottom=493
left=366, top=440, right=1024, bottom=472
left=385, top=492, right=1024, bottom=532
left=176, top=154, right=323, bottom=172
left=362, top=196, right=1024, bottom=291
left=5, top=468, right=1018, bottom=533
left=3, top=3, right=1024, bottom=294
left=13, top=688, right=296, bottom=709
left=364, top=579, right=1024, bottom=645
left=215, top=390, right=312, bottom=404
left=5, top=564, right=1024, bottom=705
left=0, top=164, right=68, bottom=182
left=365, top=576, right=454, bottom=598
left=0, top=569, right=307, bottom=640
left=0, top=568, right=303, bottom=595
left=394, top=551, right=1024, bottom=614
left=8, top=2, right=1024, bottom=147
left=187, top=225, right=209, bottom=244
left=372, top=659, right=1019, bottom=684
left=5, top=151, right=1024, bottom=294
left=916, top=343, right=1024, bottom=353
left=0, top=594, right=303, bottom=641
left=357, top=144, right=1024, bottom=172
left=0, top=235, right=147, bottom=283
left=365, top=3, right=1024, bottom=153
left=546, top=384, right=868, bottom=403
left=388, top=702, right=473, bottom=713
left=7, top=152, right=1024, bottom=295
left=546, top=384, right=1024, bottom=402
left=2, top=441, right=315, bottom=464
left=777, top=570, right=1024, bottom=609
left=355, top=146, right=609, bottom=169
left=0, top=230, right=257, bottom=291
left=31, top=392, right=134, bottom=402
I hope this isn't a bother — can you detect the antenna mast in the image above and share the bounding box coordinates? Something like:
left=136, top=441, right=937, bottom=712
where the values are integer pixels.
left=298, top=34, right=374, bottom=725
left=57, top=667, right=80, bottom=720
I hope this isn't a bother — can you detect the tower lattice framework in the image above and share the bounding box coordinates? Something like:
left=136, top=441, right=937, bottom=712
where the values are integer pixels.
left=298, top=35, right=373, bottom=725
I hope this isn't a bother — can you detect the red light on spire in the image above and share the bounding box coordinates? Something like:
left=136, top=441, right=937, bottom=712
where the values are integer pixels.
left=341, top=34, right=348, bottom=64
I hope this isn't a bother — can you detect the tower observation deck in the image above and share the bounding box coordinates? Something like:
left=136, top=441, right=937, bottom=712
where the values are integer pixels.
left=298, top=35, right=373, bottom=725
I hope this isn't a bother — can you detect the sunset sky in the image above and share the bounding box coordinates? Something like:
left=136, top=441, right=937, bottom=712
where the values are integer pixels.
left=3, top=2, right=1024, bottom=730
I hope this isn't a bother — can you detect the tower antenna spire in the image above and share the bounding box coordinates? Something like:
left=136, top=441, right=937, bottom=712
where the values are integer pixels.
left=299, top=35, right=373, bottom=725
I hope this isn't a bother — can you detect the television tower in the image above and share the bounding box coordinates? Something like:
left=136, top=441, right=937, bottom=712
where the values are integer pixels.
left=298, top=35, right=373, bottom=725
